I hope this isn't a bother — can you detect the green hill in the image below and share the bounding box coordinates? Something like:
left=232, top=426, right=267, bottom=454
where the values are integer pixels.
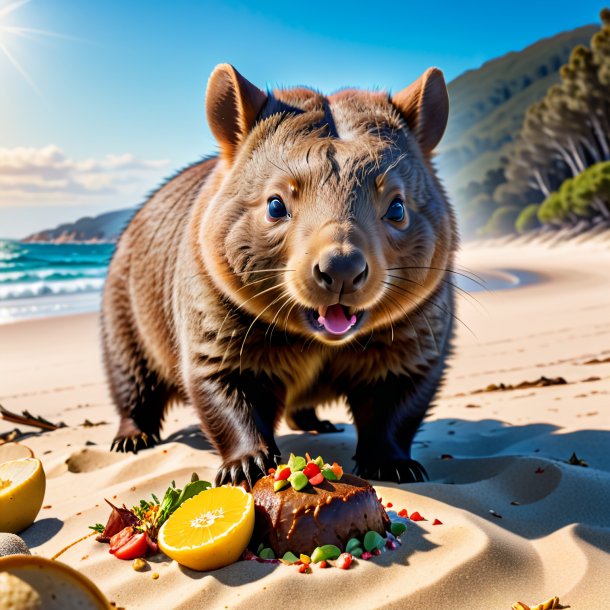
left=438, top=24, right=597, bottom=193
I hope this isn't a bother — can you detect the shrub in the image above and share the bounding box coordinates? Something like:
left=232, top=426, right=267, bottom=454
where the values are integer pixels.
left=515, top=204, right=542, bottom=233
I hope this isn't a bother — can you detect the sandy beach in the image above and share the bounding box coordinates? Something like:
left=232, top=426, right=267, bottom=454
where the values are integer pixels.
left=1, top=240, right=609, bottom=610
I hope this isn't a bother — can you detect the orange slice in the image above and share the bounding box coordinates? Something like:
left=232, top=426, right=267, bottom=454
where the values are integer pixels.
left=158, top=485, right=254, bottom=571
left=0, top=458, right=46, bottom=534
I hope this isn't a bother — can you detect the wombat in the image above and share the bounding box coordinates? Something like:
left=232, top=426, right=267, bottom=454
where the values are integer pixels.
left=101, top=63, right=457, bottom=487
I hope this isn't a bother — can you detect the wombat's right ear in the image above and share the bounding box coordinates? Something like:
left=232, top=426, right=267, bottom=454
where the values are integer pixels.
left=206, top=64, right=267, bottom=161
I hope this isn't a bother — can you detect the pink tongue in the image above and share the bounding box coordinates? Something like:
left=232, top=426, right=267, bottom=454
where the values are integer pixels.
left=318, top=304, right=357, bottom=335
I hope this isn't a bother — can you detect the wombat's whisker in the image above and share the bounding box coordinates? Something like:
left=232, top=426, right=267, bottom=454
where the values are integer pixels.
left=232, top=268, right=295, bottom=275
left=387, top=266, right=488, bottom=291
left=239, top=289, right=290, bottom=370
left=385, top=272, right=485, bottom=313
left=384, top=281, right=477, bottom=340
left=382, top=288, right=426, bottom=356
left=266, top=292, right=294, bottom=342
left=216, top=281, right=290, bottom=341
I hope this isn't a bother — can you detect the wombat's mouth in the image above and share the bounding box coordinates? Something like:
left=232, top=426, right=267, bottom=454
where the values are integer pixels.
left=303, top=304, right=365, bottom=340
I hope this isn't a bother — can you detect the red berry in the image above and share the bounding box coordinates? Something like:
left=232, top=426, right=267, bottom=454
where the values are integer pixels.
left=303, top=462, right=321, bottom=478
left=372, top=549, right=381, bottom=556
left=274, top=466, right=291, bottom=481
left=409, top=511, right=425, bottom=521
left=308, top=472, right=324, bottom=486
left=336, top=553, right=352, bottom=569
left=386, top=502, right=393, bottom=508
left=361, top=551, right=373, bottom=560
left=433, top=519, right=443, bottom=525
left=298, top=563, right=309, bottom=573
left=318, top=560, right=328, bottom=569
left=398, top=509, right=408, bottom=518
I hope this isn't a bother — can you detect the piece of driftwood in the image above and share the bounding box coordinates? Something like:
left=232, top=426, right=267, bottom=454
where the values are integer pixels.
left=0, top=403, right=66, bottom=431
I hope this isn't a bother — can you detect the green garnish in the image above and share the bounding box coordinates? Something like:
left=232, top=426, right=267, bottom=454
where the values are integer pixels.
left=259, top=547, right=276, bottom=560
left=390, top=521, right=407, bottom=536
left=287, top=453, right=307, bottom=472
left=311, top=544, right=341, bottom=563
left=321, top=468, right=338, bottom=481
left=89, top=523, right=105, bottom=534
left=288, top=471, right=308, bottom=491
left=346, top=538, right=362, bottom=554
left=363, top=531, right=385, bottom=552
left=281, top=551, right=299, bottom=564
left=274, top=479, right=289, bottom=492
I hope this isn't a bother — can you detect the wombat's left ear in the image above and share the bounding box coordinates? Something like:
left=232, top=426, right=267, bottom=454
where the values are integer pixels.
left=206, top=64, right=267, bottom=161
left=392, top=68, right=449, bottom=154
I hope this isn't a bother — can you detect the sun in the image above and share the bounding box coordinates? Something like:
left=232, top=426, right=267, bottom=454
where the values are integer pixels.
left=0, top=0, right=71, bottom=94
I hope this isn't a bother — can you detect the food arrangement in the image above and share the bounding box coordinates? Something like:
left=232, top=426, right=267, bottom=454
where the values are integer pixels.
left=87, top=452, right=420, bottom=575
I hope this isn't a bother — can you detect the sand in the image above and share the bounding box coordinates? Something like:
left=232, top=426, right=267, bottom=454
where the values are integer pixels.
left=1, top=240, right=609, bottom=610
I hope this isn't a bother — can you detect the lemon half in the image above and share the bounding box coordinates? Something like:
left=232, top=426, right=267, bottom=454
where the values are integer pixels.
left=158, top=485, right=254, bottom=571
left=0, top=458, right=46, bottom=534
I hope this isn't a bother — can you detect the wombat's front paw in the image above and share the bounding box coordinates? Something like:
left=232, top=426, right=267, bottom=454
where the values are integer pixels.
left=110, top=431, right=159, bottom=454
left=354, top=458, right=428, bottom=483
left=215, top=450, right=278, bottom=490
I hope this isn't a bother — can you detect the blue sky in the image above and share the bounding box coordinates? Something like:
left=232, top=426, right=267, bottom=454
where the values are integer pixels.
left=0, top=0, right=606, bottom=237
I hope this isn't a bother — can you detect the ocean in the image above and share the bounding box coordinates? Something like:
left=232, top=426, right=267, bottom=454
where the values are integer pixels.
left=0, top=240, right=114, bottom=324
left=0, top=239, right=533, bottom=325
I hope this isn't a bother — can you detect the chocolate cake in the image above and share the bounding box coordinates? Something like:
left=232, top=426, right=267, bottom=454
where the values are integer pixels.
left=253, top=472, right=391, bottom=556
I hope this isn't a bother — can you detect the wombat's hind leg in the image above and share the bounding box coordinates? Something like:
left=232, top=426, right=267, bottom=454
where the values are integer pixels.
left=106, top=351, right=171, bottom=454
left=286, top=406, right=344, bottom=434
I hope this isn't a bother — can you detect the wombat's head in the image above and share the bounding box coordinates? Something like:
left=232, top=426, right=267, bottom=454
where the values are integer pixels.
left=199, top=64, right=456, bottom=345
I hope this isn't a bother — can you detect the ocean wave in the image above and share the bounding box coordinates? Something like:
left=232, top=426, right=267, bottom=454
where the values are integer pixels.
left=0, top=268, right=108, bottom=284
left=0, top=278, right=106, bottom=301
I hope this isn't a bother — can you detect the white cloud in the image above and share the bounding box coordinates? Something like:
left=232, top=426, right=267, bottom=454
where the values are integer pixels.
left=0, top=145, right=170, bottom=206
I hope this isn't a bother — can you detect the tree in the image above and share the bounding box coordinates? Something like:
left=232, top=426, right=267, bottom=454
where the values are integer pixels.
left=515, top=204, right=542, bottom=233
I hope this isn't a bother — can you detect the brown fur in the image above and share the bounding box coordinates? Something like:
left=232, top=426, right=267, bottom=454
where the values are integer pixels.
left=101, top=64, right=458, bottom=487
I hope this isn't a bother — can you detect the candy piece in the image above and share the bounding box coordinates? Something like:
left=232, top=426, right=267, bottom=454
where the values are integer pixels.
left=299, top=554, right=311, bottom=565
left=433, top=519, right=443, bottom=525
left=345, top=538, right=362, bottom=554
left=281, top=551, right=299, bottom=564
left=390, top=522, right=407, bottom=536
left=256, top=543, right=264, bottom=554
left=318, top=560, right=328, bottom=569
left=350, top=547, right=363, bottom=559
left=303, top=462, right=321, bottom=478
left=386, top=502, right=393, bottom=508
left=314, top=456, right=325, bottom=468
left=311, top=544, right=341, bottom=563
left=363, top=531, right=385, bottom=552
left=287, top=454, right=307, bottom=472
left=274, top=466, right=291, bottom=481
left=297, top=563, right=309, bottom=573
left=288, top=471, right=309, bottom=491
left=259, top=548, right=276, bottom=560
left=361, top=551, right=373, bottom=560
left=308, top=473, right=324, bottom=486
left=336, top=553, right=352, bottom=569
left=331, top=462, right=343, bottom=480
left=321, top=468, right=339, bottom=481
left=274, top=479, right=289, bottom=492
left=386, top=540, right=398, bottom=550
left=409, top=511, right=425, bottom=521
left=398, top=509, right=409, bottom=518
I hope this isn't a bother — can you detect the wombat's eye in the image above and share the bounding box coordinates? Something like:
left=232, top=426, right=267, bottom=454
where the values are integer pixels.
left=383, top=197, right=406, bottom=223
left=266, top=196, right=288, bottom=221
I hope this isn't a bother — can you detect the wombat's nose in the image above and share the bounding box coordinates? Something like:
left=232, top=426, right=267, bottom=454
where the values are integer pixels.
left=313, top=249, right=369, bottom=294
